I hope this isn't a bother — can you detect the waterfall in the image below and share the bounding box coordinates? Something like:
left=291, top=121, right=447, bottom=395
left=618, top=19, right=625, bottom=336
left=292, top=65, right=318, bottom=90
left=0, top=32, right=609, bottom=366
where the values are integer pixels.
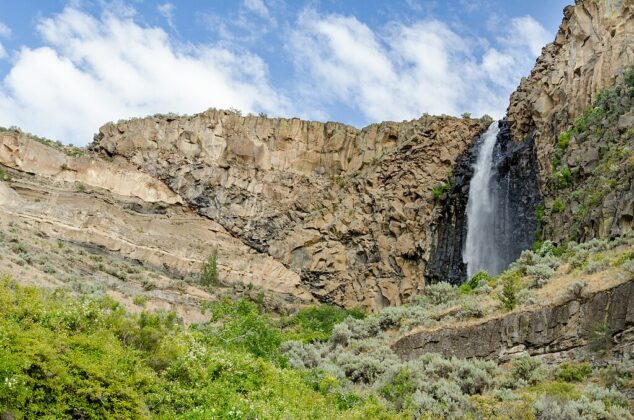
left=426, top=120, right=541, bottom=285
left=464, top=122, right=502, bottom=278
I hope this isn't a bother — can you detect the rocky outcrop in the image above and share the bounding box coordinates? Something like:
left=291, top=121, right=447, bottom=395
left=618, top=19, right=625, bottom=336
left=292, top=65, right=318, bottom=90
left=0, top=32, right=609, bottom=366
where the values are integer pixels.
left=507, top=0, right=634, bottom=182
left=91, top=111, right=487, bottom=309
left=0, top=130, right=312, bottom=302
left=393, top=276, right=634, bottom=361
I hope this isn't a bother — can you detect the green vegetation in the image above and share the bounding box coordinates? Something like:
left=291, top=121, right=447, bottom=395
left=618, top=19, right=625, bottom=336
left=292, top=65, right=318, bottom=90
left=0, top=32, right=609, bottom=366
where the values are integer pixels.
left=432, top=181, right=451, bottom=201
left=0, top=275, right=396, bottom=419
left=200, top=248, right=220, bottom=287
left=552, top=166, right=572, bottom=189
left=460, top=270, right=491, bottom=294
left=552, top=198, right=565, bottom=213
left=543, top=64, right=634, bottom=238
left=497, top=271, right=520, bottom=310
left=3, top=233, right=634, bottom=418
left=534, top=204, right=545, bottom=225
left=555, top=362, right=592, bottom=383
left=283, top=304, right=365, bottom=343
left=0, top=167, right=5, bottom=181
left=589, top=323, right=613, bottom=352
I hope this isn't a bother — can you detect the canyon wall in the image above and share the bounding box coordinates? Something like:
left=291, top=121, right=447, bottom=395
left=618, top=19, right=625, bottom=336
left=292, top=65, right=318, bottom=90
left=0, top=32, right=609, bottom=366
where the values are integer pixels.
left=507, top=0, right=634, bottom=182
left=92, top=112, right=487, bottom=309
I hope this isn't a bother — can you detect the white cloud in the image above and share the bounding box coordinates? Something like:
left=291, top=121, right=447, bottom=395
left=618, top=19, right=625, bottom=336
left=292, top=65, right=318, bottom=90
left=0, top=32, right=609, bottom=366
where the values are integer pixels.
left=288, top=10, right=551, bottom=123
left=0, top=22, right=11, bottom=38
left=0, top=43, right=5, bottom=59
left=0, top=6, right=288, bottom=145
left=0, top=5, right=553, bottom=145
left=157, top=3, right=176, bottom=32
left=244, top=0, right=272, bottom=20
left=503, top=16, right=551, bottom=56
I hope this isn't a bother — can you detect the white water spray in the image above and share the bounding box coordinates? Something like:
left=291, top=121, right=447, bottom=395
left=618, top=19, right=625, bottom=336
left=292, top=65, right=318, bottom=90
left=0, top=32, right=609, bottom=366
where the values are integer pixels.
left=464, top=122, right=502, bottom=278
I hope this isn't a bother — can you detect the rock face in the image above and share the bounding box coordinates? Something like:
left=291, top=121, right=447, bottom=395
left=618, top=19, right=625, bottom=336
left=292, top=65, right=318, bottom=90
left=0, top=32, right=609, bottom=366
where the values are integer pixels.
left=0, top=130, right=312, bottom=302
left=92, top=111, right=487, bottom=309
left=393, top=277, right=634, bottom=361
left=507, top=0, right=634, bottom=182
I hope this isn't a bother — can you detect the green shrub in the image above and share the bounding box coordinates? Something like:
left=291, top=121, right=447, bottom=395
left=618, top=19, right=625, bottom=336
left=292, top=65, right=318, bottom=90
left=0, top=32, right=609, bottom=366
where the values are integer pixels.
left=424, top=281, right=458, bottom=305
left=624, top=64, right=634, bottom=88
left=557, top=130, right=571, bottom=151
left=497, top=272, right=520, bottom=310
left=552, top=198, right=565, bottom=213
left=555, top=362, right=592, bottom=382
left=0, top=167, right=5, bottom=181
left=287, top=304, right=365, bottom=342
left=534, top=204, right=545, bottom=225
left=199, top=298, right=283, bottom=362
left=460, top=270, right=491, bottom=294
left=553, top=167, right=572, bottom=189
left=200, top=248, right=219, bottom=286
left=508, top=356, right=548, bottom=386
left=432, top=182, right=451, bottom=201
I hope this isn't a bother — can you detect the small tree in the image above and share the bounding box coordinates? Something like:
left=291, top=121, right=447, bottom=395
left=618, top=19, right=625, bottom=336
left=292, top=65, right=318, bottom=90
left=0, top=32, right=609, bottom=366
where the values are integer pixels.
left=201, top=248, right=220, bottom=286
left=498, top=272, right=520, bottom=310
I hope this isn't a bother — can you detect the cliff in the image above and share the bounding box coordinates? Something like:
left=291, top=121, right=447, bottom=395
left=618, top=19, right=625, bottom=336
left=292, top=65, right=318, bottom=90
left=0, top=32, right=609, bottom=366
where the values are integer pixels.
left=91, top=111, right=487, bottom=309
left=507, top=0, right=634, bottom=181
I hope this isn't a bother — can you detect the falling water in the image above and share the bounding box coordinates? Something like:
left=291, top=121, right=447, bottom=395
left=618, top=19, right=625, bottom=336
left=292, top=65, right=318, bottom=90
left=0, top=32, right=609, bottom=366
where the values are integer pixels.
left=464, top=122, right=503, bottom=278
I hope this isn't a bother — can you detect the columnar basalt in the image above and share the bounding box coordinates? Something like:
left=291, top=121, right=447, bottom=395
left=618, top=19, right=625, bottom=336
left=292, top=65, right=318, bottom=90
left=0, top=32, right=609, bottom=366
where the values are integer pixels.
left=507, top=0, right=634, bottom=183
left=92, top=111, right=487, bottom=309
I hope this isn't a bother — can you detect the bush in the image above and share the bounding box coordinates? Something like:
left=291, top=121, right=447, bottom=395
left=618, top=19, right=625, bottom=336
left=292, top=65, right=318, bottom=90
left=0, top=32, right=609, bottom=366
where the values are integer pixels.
left=555, top=362, right=592, bottom=382
left=497, top=272, right=521, bottom=310
left=200, top=248, right=219, bottom=286
left=424, top=281, right=459, bottom=305
left=456, top=297, right=484, bottom=320
left=552, top=198, right=565, bottom=213
left=526, top=264, right=555, bottom=287
left=567, top=280, right=587, bottom=299
left=288, top=304, right=364, bottom=342
left=508, top=356, right=548, bottom=386
left=553, top=167, right=573, bottom=189
left=461, top=271, right=491, bottom=294
left=432, top=182, right=451, bottom=201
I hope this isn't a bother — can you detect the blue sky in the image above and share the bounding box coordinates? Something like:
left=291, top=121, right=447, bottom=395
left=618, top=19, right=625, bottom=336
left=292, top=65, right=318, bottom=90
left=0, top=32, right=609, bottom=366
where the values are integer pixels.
left=0, top=0, right=571, bottom=145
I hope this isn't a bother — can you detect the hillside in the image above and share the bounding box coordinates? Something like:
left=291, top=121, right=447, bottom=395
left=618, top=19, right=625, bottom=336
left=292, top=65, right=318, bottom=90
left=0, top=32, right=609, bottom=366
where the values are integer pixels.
left=1, top=0, right=634, bottom=418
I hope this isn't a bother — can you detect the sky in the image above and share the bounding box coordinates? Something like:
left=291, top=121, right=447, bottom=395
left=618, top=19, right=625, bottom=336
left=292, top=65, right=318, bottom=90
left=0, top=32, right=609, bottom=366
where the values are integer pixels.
left=0, top=0, right=571, bottom=146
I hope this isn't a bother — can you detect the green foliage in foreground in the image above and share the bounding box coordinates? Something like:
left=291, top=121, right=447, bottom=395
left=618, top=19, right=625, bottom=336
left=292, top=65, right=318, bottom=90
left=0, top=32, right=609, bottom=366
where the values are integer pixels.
left=0, top=275, right=397, bottom=419
left=283, top=304, right=366, bottom=343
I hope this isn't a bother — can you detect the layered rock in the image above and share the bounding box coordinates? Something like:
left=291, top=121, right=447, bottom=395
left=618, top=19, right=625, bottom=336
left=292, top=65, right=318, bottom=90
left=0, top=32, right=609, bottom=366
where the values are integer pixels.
left=507, top=0, right=634, bottom=181
left=92, top=111, right=487, bottom=309
left=0, top=129, right=311, bottom=302
left=393, top=276, right=634, bottom=361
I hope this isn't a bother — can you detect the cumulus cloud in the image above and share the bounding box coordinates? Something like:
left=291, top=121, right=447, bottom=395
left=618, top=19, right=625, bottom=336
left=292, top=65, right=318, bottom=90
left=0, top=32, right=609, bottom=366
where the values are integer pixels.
left=0, top=4, right=552, bottom=145
left=503, top=16, right=551, bottom=56
left=288, top=11, right=550, bottom=122
left=0, top=6, right=288, bottom=145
